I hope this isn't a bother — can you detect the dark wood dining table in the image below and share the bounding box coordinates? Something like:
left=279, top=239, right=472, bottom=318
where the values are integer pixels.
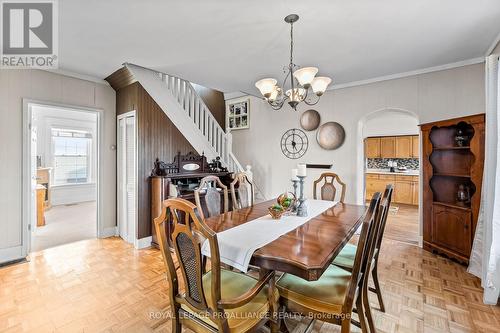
left=204, top=200, right=368, bottom=281
left=203, top=199, right=367, bottom=332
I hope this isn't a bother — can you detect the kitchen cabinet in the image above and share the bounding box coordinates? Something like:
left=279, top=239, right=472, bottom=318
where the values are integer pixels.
left=365, top=137, right=381, bottom=158
left=412, top=181, right=419, bottom=205
left=364, top=135, right=419, bottom=159
left=394, top=180, right=413, bottom=204
left=365, top=173, right=418, bottom=205
left=395, top=136, right=412, bottom=158
left=380, top=137, right=396, bottom=158
left=411, top=135, right=419, bottom=158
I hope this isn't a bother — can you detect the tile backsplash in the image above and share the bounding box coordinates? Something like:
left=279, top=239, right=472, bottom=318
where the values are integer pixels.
left=367, top=158, right=419, bottom=170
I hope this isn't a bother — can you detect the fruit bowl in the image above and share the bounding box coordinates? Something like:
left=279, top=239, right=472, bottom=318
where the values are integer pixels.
left=277, top=192, right=297, bottom=212
left=268, top=204, right=286, bottom=219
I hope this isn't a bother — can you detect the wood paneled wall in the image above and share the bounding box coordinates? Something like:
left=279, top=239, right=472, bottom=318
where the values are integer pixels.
left=192, top=83, right=226, bottom=129
left=116, top=82, right=194, bottom=239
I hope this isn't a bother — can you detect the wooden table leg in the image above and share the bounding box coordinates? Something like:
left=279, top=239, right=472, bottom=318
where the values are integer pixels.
left=261, top=268, right=280, bottom=333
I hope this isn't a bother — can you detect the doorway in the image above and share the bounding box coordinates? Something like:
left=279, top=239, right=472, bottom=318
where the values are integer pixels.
left=358, top=109, right=422, bottom=246
left=23, top=101, right=101, bottom=253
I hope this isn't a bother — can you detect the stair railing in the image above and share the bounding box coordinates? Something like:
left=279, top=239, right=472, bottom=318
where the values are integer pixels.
left=156, top=71, right=234, bottom=169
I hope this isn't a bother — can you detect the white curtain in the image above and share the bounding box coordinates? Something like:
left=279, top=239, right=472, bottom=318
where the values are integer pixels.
left=468, top=54, right=500, bottom=304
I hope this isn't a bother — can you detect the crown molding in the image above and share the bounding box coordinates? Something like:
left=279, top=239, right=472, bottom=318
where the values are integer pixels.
left=43, top=68, right=110, bottom=86
left=330, top=57, right=485, bottom=90
left=485, top=31, right=500, bottom=56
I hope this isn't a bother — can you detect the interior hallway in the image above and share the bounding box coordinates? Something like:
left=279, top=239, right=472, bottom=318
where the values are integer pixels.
left=32, top=201, right=97, bottom=252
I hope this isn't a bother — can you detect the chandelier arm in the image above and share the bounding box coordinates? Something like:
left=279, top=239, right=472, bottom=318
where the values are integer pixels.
left=267, top=97, right=288, bottom=110
left=302, top=86, right=310, bottom=102
left=282, top=68, right=291, bottom=92
left=304, top=93, right=321, bottom=106
left=269, top=97, right=287, bottom=110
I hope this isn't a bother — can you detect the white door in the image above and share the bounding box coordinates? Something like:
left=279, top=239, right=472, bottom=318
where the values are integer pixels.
left=117, top=112, right=137, bottom=244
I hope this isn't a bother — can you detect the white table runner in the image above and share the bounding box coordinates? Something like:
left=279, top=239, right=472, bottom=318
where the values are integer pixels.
left=201, top=199, right=337, bottom=272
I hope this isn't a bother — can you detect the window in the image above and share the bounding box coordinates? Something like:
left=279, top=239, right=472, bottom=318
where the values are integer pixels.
left=52, top=128, right=92, bottom=185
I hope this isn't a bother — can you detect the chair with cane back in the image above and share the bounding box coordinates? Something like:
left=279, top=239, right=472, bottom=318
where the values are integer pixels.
left=154, top=198, right=277, bottom=333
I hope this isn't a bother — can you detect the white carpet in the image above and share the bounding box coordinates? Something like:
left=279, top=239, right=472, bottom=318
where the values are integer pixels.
left=32, top=201, right=97, bottom=252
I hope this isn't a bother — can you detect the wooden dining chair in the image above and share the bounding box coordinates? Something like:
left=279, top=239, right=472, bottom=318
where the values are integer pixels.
left=332, top=184, right=394, bottom=331
left=313, top=172, right=347, bottom=203
left=154, top=198, right=277, bottom=333
left=276, top=192, right=382, bottom=333
left=194, top=175, right=229, bottom=219
left=230, top=173, right=254, bottom=210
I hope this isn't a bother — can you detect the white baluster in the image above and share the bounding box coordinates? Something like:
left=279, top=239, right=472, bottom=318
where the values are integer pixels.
left=193, top=95, right=197, bottom=126
left=198, top=100, right=202, bottom=130
left=189, top=87, right=194, bottom=119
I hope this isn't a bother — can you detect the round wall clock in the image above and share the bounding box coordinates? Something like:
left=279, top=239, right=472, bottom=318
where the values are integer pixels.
left=280, top=128, right=308, bottom=159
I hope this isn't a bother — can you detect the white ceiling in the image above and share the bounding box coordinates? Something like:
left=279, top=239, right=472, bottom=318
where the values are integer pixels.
left=59, top=0, right=500, bottom=93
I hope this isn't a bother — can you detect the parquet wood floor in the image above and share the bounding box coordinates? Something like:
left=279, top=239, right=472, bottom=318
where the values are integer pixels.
left=0, top=207, right=498, bottom=333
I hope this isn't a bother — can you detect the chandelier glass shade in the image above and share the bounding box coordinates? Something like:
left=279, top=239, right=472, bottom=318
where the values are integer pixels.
left=254, top=14, right=332, bottom=110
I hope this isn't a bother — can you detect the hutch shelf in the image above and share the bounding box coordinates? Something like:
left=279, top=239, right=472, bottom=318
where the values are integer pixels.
left=420, top=114, right=484, bottom=264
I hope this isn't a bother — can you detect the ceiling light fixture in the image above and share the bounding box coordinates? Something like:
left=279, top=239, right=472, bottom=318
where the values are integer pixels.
left=255, top=14, right=332, bottom=111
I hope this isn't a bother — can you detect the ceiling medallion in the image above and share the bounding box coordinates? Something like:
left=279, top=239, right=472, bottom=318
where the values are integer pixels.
left=255, top=14, right=332, bottom=111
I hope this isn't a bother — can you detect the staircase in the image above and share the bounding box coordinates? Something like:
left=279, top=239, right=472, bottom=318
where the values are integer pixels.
left=125, top=63, right=265, bottom=200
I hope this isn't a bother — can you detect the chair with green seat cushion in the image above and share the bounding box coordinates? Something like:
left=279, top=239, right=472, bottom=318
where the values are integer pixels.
left=332, top=184, right=394, bottom=317
left=154, top=198, right=276, bottom=333
left=277, top=193, right=383, bottom=333
left=181, top=269, right=279, bottom=333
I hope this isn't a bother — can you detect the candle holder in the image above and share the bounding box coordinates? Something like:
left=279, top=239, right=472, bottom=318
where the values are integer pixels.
left=296, top=175, right=307, bottom=217
left=291, top=179, right=299, bottom=212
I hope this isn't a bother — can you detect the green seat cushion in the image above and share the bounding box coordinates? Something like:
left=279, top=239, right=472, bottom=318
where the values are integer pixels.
left=332, top=243, right=357, bottom=269
left=276, top=265, right=353, bottom=314
left=181, top=269, right=276, bottom=333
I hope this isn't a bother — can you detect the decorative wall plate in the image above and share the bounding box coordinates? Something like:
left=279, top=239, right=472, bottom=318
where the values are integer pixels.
left=300, top=109, right=321, bottom=131
left=316, top=122, right=345, bottom=150
left=280, top=128, right=308, bottom=159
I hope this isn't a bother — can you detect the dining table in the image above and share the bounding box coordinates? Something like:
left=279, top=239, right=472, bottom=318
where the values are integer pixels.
left=203, top=199, right=368, bottom=332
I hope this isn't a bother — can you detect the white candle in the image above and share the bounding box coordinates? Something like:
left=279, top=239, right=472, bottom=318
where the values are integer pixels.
left=297, top=164, right=307, bottom=177
left=291, top=168, right=298, bottom=180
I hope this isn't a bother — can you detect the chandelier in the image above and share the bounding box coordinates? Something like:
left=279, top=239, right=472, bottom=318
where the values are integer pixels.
left=255, top=14, right=332, bottom=111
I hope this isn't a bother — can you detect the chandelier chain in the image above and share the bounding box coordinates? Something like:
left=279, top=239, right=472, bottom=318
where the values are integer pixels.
left=290, top=22, right=294, bottom=68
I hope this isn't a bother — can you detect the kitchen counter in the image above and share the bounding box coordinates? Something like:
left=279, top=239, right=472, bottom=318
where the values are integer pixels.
left=366, top=168, right=419, bottom=176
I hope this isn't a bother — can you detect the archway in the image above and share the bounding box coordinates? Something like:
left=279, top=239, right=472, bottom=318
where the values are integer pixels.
left=356, top=108, right=422, bottom=246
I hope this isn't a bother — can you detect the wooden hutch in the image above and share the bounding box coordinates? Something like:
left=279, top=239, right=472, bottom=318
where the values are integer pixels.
left=421, top=114, right=485, bottom=264
left=150, top=152, right=233, bottom=247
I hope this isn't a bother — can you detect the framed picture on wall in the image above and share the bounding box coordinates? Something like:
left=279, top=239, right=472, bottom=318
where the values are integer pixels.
left=226, top=97, right=250, bottom=130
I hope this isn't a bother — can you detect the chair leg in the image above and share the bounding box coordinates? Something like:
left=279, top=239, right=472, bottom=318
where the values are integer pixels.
left=371, top=264, right=385, bottom=312
left=278, top=306, right=290, bottom=333
left=340, top=317, right=351, bottom=333
left=172, top=312, right=181, bottom=333
left=355, top=296, right=369, bottom=333
left=363, top=283, right=377, bottom=333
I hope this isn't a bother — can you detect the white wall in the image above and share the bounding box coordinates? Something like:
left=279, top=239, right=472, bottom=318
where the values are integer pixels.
left=230, top=63, right=485, bottom=203
left=362, top=109, right=419, bottom=138
left=33, top=106, right=97, bottom=205
left=0, top=69, right=116, bottom=261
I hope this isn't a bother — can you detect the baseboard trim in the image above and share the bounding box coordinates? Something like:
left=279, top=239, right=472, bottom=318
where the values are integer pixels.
left=135, top=236, right=152, bottom=249
left=100, top=226, right=117, bottom=238
left=0, top=245, right=24, bottom=264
